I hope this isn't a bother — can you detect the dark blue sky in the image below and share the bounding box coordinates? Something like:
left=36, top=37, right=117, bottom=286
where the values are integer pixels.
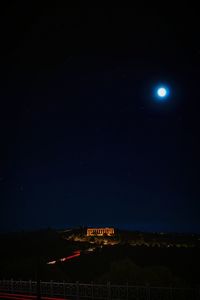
left=1, top=5, right=200, bottom=232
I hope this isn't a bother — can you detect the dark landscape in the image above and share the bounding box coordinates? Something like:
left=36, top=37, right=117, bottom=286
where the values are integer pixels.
left=0, top=228, right=199, bottom=287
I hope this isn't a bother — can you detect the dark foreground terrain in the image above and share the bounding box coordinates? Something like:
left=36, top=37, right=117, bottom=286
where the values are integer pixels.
left=0, top=228, right=199, bottom=287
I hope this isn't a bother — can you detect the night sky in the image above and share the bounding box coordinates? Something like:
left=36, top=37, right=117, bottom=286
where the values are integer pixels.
left=1, top=5, right=200, bottom=232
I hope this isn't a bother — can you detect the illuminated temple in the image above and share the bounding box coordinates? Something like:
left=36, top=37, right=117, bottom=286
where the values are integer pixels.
left=87, top=227, right=115, bottom=236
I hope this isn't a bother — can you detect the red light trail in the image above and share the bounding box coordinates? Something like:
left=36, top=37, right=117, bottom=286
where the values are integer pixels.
left=47, top=250, right=80, bottom=265
left=0, top=292, right=66, bottom=300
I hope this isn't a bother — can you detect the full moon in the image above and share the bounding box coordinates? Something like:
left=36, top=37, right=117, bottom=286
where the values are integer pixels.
left=157, top=87, right=167, bottom=97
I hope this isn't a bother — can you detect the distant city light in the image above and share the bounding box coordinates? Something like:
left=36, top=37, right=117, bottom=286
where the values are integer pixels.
left=47, top=260, right=56, bottom=265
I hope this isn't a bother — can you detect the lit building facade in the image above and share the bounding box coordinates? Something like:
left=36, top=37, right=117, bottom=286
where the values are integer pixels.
left=87, top=227, right=115, bottom=236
